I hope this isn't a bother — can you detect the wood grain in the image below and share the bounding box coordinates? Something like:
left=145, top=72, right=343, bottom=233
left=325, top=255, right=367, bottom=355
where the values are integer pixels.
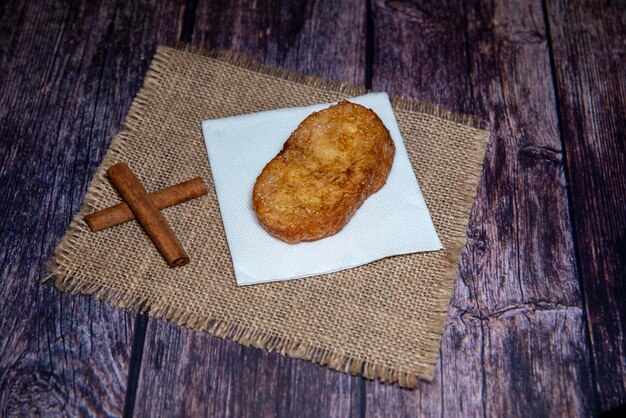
left=367, top=315, right=483, bottom=417
left=366, top=0, right=595, bottom=416
left=192, top=0, right=367, bottom=83
left=133, top=321, right=360, bottom=417
left=131, top=1, right=368, bottom=416
left=546, top=0, right=626, bottom=411
left=0, top=0, right=185, bottom=415
left=482, top=307, right=593, bottom=416
left=1, top=0, right=623, bottom=415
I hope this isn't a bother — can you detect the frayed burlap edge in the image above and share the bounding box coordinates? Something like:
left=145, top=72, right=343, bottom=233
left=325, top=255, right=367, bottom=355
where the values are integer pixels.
left=45, top=44, right=490, bottom=388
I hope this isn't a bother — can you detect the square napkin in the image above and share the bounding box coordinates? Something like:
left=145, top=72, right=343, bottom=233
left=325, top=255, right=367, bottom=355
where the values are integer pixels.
left=202, top=92, right=442, bottom=285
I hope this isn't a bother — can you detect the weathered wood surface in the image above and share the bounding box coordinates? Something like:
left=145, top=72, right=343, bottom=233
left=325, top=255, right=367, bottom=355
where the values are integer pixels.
left=0, top=0, right=186, bottom=416
left=0, top=0, right=624, bottom=416
left=546, top=0, right=626, bottom=411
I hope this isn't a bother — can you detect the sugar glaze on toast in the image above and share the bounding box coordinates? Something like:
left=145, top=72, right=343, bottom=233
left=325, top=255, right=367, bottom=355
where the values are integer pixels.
left=253, top=101, right=395, bottom=243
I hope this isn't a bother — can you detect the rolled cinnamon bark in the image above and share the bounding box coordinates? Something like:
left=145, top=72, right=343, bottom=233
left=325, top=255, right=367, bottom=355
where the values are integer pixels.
left=106, top=163, right=190, bottom=268
left=85, top=178, right=207, bottom=232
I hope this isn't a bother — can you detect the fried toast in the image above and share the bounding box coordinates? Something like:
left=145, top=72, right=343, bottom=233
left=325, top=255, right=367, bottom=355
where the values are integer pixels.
left=252, top=101, right=395, bottom=243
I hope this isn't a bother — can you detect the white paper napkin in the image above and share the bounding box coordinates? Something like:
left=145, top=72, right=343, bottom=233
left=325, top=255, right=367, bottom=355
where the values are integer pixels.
left=202, top=93, right=442, bottom=286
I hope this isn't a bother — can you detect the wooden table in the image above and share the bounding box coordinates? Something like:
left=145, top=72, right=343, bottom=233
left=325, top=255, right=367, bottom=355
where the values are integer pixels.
left=1, top=1, right=624, bottom=416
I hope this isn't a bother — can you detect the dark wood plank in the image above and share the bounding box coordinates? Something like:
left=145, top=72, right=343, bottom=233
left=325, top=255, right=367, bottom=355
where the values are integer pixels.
left=546, top=0, right=626, bottom=411
left=482, top=307, right=593, bottom=416
left=0, top=0, right=185, bottom=415
left=192, top=0, right=367, bottom=83
left=368, top=0, right=473, bottom=112
left=135, top=321, right=360, bottom=417
left=366, top=0, right=595, bottom=415
left=131, top=1, right=368, bottom=417
left=367, top=315, right=483, bottom=417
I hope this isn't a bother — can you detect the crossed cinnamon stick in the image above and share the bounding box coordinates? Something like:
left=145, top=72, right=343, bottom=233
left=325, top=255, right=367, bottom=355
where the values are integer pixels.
left=85, top=163, right=207, bottom=268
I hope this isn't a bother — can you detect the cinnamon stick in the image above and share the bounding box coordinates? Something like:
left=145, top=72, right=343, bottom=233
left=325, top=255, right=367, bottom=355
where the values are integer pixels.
left=85, top=177, right=207, bottom=232
left=105, top=163, right=189, bottom=268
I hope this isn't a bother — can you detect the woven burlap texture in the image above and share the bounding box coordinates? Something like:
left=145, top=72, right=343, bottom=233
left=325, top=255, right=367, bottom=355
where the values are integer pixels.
left=48, top=45, right=490, bottom=388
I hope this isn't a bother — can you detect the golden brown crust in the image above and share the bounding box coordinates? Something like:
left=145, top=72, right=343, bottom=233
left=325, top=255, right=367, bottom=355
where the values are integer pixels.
left=252, top=100, right=395, bottom=243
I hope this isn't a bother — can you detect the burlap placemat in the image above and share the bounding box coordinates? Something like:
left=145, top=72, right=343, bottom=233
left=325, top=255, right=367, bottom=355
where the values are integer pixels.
left=48, top=45, right=489, bottom=388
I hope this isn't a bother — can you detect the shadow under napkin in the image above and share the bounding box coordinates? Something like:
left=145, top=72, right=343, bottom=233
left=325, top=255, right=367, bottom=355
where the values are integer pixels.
left=48, top=45, right=490, bottom=388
